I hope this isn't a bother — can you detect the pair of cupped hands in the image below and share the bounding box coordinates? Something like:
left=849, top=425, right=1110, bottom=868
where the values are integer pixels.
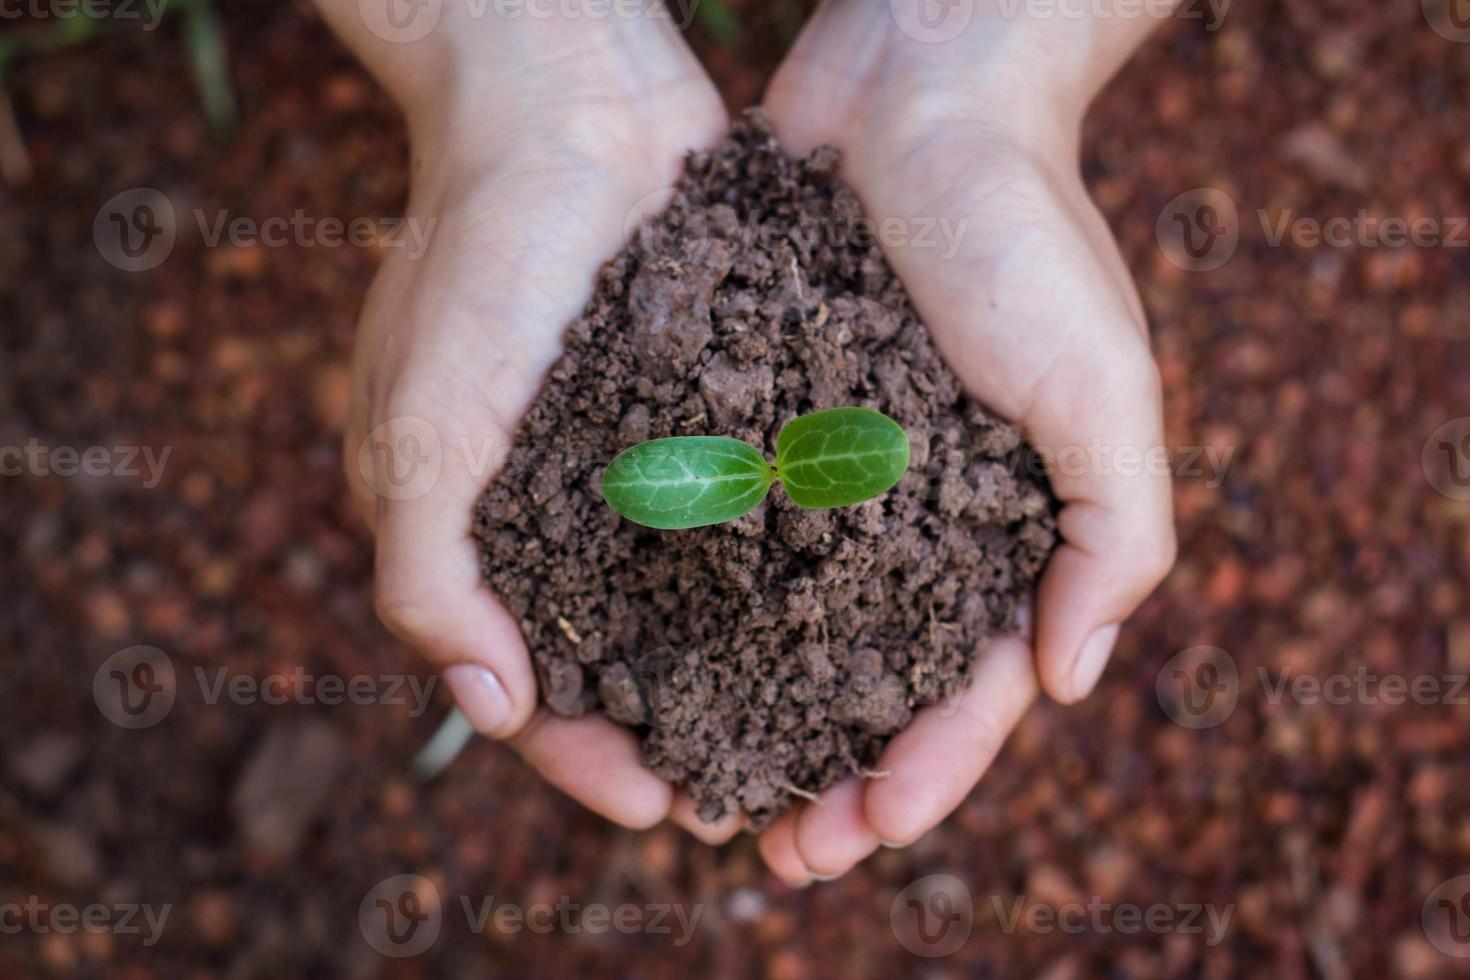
left=329, top=1, right=1175, bottom=885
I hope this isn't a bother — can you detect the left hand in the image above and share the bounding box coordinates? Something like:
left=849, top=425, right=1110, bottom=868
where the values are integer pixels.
left=753, top=0, right=1177, bottom=884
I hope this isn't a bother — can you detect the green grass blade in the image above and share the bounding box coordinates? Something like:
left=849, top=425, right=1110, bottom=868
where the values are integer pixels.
left=775, top=407, right=910, bottom=509
left=696, top=0, right=743, bottom=44
left=602, top=436, right=776, bottom=530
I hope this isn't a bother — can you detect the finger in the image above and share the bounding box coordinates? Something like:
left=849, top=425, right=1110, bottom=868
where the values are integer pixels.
left=668, top=793, right=744, bottom=846
left=756, top=812, right=812, bottom=888
left=365, top=411, right=539, bottom=740
left=509, top=711, right=672, bottom=830
left=793, top=777, right=880, bottom=879
left=864, top=637, right=1035, bottom=847
left=1024, top=342, right=1176, bottom=704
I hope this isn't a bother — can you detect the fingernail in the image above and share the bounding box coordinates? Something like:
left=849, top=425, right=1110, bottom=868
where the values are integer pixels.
left=810, top=871, right=841, bottom=882
left=444, top=664, right=512, bottom=736
left=1069, top=624, right=1120, bottom=701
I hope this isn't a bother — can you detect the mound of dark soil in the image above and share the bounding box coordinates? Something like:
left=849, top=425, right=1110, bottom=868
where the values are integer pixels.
left=473, top=111, right=1056, bottom=829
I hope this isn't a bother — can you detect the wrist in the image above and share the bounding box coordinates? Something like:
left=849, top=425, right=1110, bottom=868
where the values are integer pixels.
left=792, top=0, right=1174, bottom=161
left=318, top=0, right=713, bottom=167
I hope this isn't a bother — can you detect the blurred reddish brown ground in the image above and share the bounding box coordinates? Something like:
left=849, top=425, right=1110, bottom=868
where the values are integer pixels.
left=3, top=1, right=1470, bottom=977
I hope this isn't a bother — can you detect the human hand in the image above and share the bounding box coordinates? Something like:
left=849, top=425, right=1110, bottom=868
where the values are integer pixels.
left=324, top=5, right=731, bottom=831
left=756, top=0, right=1177, bottom=883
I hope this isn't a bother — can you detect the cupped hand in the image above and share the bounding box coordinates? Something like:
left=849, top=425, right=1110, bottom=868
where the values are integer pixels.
left=340, top=15, right=730, bottom=832
left=755, top=0, right=1177, bottom=884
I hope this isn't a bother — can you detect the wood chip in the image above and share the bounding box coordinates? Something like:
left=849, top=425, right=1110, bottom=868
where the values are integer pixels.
left=555, top=616, right=582, bottom=645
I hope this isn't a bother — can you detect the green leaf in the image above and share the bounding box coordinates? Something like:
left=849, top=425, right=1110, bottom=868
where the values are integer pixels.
left=602, top=436, right=776, bottom=530
left=774, top=407, right=910, bottom=509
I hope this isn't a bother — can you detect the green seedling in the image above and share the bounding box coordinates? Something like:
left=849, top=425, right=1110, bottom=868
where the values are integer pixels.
left=601, top=406, right=910, bottom=530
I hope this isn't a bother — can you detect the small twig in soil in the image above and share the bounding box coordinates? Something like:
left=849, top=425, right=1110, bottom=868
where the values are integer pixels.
left=555, top=615, right=582, bottom=645
left=789, top=254, right=804, bottom=305
left=928, top=605, right=959, bottom=657
left=409, top=708, right=475, bottom=781
left=782, top=783, right=824, bottom=805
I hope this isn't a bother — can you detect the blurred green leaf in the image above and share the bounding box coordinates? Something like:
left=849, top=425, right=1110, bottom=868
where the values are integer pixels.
left=182, top=0, right=236, bottom=136
left=696, top=0, right=743, bottom=44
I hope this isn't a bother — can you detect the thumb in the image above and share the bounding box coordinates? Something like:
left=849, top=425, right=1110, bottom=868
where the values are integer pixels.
left=1024, top=339, right=1177, bottom=704
left=353, top=410, right=538, bottom=738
